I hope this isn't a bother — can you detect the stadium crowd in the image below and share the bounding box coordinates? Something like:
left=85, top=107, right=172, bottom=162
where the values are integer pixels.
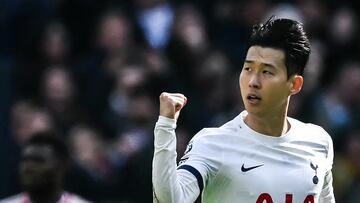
left=0, top=0, right=359, bottom=202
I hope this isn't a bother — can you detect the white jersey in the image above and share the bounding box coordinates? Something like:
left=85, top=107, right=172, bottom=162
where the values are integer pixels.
left=152, top=110, right=335, bottom=203
left=0, top=192, right=92, bottom=203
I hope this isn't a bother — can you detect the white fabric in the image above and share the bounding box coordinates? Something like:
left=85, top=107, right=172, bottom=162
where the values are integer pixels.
left=152, top=110, right=335, bottom=203
left=0, top=192, right=91, bottom=203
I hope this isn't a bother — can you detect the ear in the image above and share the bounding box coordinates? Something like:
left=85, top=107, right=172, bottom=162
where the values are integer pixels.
left=289, top=75, right=303, bottom=95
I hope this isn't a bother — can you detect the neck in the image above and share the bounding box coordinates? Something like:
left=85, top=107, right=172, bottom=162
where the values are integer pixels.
left=28, top=187, right=62, bottom=203
left=244, top=104, right=290, bottom=137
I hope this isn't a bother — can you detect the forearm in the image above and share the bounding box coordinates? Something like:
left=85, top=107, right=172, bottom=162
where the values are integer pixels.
left=152, top=116, right=199, bottom=203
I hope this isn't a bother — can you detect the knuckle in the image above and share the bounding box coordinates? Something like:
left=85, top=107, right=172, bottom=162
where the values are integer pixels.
left=160, top=92, right=168, bottom=99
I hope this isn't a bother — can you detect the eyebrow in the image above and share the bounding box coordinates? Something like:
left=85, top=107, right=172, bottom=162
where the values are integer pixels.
left=244, top=60, right=276, bottom=69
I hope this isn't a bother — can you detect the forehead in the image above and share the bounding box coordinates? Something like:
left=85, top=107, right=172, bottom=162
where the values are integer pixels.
left=245, top=46, right=285, bottom=67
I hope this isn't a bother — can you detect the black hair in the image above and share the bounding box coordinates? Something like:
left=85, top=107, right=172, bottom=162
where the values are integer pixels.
left=249, top=16, right=311, bottom=77
left=23, top=132, right=70, bottom=164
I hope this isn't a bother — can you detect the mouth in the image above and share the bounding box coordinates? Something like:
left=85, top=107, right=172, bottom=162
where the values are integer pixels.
left=246, top=94, right=261, bottom=104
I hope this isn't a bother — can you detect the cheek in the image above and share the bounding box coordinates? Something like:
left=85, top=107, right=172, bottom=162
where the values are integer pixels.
left=264, top=83, right=290, bottom=103
left=239, top=73, right=246, bottom=89
left=239, top=78, right=246, bottom=98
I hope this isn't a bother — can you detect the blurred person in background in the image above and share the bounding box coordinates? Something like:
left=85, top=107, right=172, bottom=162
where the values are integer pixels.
left=69, top=125, right=112, bottom=182
left=304, top=62, right=360, bottom=150
left=319, top=5, right=360, bottom=87
left=330, top=7, right=358, bottom=50
left=105, top=60, right=152, bottom=135
left=166, top=4, right=210, bottom=76
left=13, top=14, right=64, bottom=100
left=39, top=22, right=71, bottom=67
left=190, top=51, right=238, bottom=126
left=2, top=101, right=54, bottom=197
left=96, top=9, right=134, bottom=57
left=0, top=132, right=91, bottom=203
left=74, top=8, right=136, bottom=132
left=109, top=93, right=156, bottom=202
left=38, top=66, right=90, bottom=136
left=11, top=102, right=54, bottom=146
left=212, top=0, right=271, bottom=65
left=132, top=0, right=174, bottom=50
left=66, top=125, right=118, bottom=202
left=166, top=4, right=236, bottom=133
left=141, top=48, right=173, bottom=95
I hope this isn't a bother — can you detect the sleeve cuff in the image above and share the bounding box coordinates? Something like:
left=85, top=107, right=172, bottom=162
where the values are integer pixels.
left=157, top=116, right=177, bottom=129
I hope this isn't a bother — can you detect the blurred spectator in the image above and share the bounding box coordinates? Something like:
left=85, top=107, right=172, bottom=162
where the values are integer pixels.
left=0, top=132, right=91, bottom=203
left=297, top=0, right=328, bottom=39
left=11, top=101, right=53, bottom=146
left=14, top=20, right=71, bottom=100
left=167, top=4, right=237, bottom=131
left=66, top=125, right=118, bottom=202
left=191, top=51, right=237, bottom=126
left=11, top=1, right=60, bottom=99
left=97, top=9, right=133, bottom=56
left=1, top=101, right=53, bottom=197
left=323, top=6, right=360, bottom=83
left=68, top=125, right=113, bottom=182
left=105, top=60, right=152, bottom=135
left=106, top=93, right=156, bottom=202
left=141, top=48, right=173, bottom=91
left=303, top=62, right=360, bottom=150
left=74, top=9, right=136, bottom=131
left=40, top=22, right=71, bottom=66
left=38, top=66, right=88, bottom=136
left=166, top=4, right=212, bottom=95
left=168, top=4, right=209, bottom=60
left=330, top=7, right=357, bottom=47
left=212, top=0, right=271, bottom=65
left=133, top=0, right=175, bottom=49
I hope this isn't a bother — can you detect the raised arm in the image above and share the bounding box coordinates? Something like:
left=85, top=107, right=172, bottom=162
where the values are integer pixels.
left=152, top=92, right=200, bottom=203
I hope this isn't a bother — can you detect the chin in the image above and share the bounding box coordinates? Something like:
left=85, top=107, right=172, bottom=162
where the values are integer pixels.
left=245, top=106, right=266, bottom=115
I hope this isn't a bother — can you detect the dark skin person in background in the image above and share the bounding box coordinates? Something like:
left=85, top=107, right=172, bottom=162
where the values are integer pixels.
left=19, top=141, right=66, bottom=203
left=1, top=132, right=91, bottom=203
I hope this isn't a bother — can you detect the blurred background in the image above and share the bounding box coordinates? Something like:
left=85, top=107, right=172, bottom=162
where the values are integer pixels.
left=0, top=0, right=360, bottom=202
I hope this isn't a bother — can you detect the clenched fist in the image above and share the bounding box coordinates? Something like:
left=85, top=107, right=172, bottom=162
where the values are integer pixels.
left=159, top=92, right=187, bottom=120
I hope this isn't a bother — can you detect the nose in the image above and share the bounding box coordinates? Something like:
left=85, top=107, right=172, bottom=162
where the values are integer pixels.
left=248, top=73, right=261, bottom=89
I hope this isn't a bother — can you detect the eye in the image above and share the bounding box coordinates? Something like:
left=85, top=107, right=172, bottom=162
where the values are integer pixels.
left=243, top=67, right=251, bottom=71
left=263, top=70, right=273, bottom=75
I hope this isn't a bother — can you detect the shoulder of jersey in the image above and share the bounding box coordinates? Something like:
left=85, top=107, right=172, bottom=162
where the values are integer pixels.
left=192, top=115, right=241, bottom=141
left=290, top=117, right=333, bottom=143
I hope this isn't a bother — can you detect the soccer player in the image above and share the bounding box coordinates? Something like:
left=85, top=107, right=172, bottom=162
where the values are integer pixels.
left=0, top=132, right=91, bottom=203
left=152, top=17, right=335, bottom=203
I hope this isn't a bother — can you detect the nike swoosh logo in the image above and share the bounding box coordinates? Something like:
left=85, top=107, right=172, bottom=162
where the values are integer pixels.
left=241, top=164, right=264, bottom=172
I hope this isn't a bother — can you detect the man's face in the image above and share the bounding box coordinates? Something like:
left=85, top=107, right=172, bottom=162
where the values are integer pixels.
left=19, top=144, right=60, bottom=192
left=239, top=46, right=293, bottom=116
